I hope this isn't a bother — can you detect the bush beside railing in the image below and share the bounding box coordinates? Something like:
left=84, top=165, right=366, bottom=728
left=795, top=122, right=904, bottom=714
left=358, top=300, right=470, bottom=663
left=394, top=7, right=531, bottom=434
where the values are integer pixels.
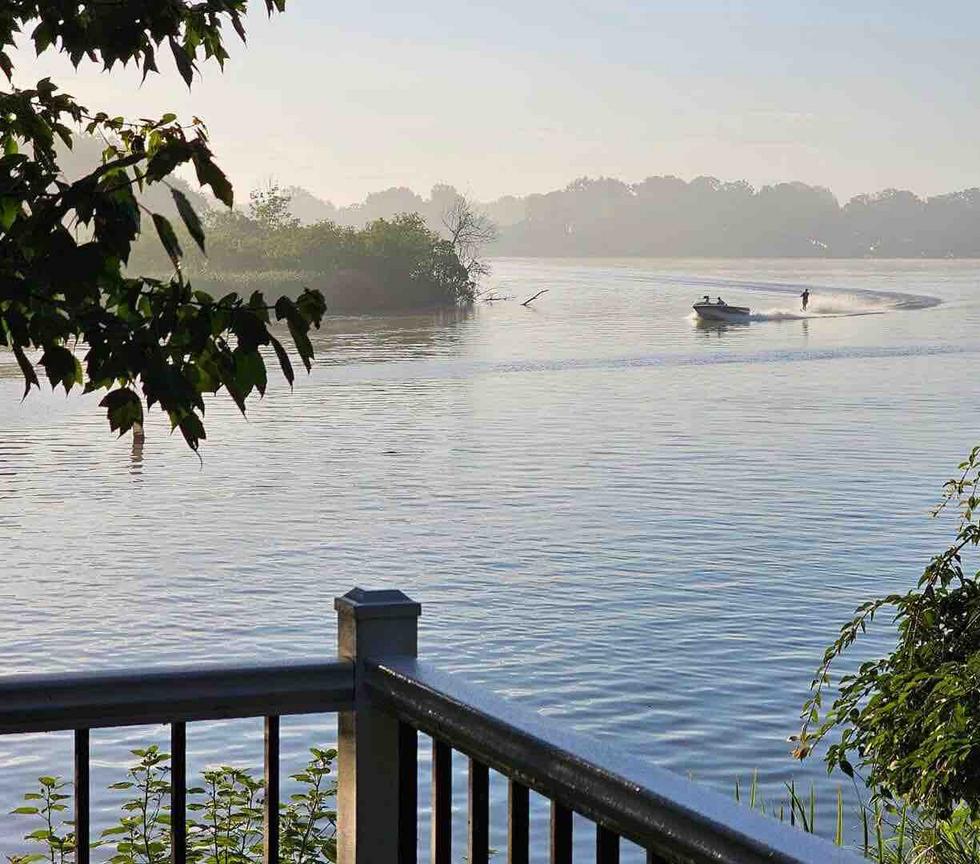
left=7, top=746, right=338, bottom=864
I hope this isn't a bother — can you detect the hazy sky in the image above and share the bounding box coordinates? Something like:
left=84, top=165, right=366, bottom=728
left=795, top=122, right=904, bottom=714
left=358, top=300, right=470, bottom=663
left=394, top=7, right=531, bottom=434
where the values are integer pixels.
left=12, top=0, right=980, bottom=205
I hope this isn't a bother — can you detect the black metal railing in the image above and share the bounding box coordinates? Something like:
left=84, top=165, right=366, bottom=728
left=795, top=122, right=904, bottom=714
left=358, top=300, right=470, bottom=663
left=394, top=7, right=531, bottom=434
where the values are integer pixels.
left=367, top=656, right=862, bottom=864
left=0, top=589, right=864, bottom=864
left=0, top=660, right=353, bottom=864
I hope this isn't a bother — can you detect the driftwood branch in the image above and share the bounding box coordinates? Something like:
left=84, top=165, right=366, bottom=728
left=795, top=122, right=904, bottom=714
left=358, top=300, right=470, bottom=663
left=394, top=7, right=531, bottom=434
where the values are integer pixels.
left=521, top=289, right=549, bottom=307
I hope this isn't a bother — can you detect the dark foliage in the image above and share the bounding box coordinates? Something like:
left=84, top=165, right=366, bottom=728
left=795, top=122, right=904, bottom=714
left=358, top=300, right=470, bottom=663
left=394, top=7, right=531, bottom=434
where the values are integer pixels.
left=0, top=1, right=327, bottom=451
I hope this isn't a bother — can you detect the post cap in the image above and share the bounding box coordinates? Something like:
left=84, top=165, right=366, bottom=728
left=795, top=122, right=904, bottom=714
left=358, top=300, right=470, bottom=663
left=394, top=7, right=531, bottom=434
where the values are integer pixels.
left=334, top=588, right=421, bottom=620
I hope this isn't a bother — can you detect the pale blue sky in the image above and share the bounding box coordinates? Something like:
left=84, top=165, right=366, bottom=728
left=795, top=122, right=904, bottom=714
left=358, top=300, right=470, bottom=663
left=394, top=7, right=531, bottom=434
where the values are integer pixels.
left=13, top=0, right=980, bottom=204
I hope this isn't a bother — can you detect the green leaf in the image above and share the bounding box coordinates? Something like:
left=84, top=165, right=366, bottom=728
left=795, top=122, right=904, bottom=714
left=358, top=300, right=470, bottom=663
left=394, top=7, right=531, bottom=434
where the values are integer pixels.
left=152, top=213, right=183, bottom=269
left=146, top=140, right=194, bottom=182
left=269, top=335, right=294, bottom=388
left=39, top=345, right=83, bottom=393
left=296, top=287, right=327, bottom=325
left=230, top=13, right=247, bottom=42
left=234, top=348, right=267, bottom=398
left=11, top=345, right=39, bottom=399
left=177, top=412, right=206, bottom=451
left=31, top=21, right=54, bottom=53
left=171, top=188, right=205, bottom=253
left=0, top=196, right=20, bottom=230
left=99, top=388, right=144, bottom=436
left=274, top=296, right=314, bottom=372
left=169, top=36, right=195, bottom=86
left=192, top=152, right=234, bottom=207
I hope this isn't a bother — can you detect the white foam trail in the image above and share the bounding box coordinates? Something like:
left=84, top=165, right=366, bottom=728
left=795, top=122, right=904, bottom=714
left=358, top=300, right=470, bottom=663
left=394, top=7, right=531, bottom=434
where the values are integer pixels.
left=750, top=291, right=896, bottom=321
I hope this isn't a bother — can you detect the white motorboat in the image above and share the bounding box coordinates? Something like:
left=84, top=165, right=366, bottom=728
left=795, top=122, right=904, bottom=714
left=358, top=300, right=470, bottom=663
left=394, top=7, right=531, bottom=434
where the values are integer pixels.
left=692, top=295, right=750, bottom=322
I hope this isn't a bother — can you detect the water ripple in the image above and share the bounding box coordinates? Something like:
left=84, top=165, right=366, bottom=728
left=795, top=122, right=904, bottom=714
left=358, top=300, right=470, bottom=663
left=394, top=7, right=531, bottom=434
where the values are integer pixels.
left=0, top=258, right=975, bottom=859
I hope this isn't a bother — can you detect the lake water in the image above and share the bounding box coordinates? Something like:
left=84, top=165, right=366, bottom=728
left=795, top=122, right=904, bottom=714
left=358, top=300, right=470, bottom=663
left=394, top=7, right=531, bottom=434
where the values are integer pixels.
left=2, top=258, right=978, bottom=859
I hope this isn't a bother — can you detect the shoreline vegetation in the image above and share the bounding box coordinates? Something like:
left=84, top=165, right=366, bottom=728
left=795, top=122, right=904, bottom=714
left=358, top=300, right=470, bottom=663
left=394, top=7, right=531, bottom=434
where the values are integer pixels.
left=128, top=184, right=492, bottom=314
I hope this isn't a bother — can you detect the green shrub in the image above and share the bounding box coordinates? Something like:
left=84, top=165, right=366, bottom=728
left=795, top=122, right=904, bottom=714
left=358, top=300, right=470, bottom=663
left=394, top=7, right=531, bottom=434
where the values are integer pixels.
left=128, top=186, right=480, bottom=312
left=6, top=745, right=336, bottom=864
left=732, top=773, right=980, bottom=862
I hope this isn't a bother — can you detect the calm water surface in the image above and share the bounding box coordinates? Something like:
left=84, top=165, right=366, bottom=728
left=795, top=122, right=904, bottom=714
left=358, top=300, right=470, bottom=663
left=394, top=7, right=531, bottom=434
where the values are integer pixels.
left=2, top=258, right=979, bottom=858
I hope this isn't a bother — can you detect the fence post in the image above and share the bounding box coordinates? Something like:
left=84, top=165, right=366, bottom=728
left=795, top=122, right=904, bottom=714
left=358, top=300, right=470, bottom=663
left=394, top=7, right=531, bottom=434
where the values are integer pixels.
left=336, top=588, right=421, bottom=864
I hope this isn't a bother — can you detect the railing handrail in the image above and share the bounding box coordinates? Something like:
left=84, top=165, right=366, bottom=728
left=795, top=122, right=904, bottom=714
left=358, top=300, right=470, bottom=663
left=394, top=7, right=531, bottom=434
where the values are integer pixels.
left=0, top=591, right=869, bottom=864
left=367, top=656, right=865, bottom=864
left=0, top=659, right=354, bottom=734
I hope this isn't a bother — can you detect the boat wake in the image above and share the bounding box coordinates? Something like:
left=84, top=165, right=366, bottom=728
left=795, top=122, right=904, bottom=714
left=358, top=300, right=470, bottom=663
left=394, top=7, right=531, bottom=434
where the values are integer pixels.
left=676, top=275, right=940, bottom=322
left=750, top=293, right=891, bottom=321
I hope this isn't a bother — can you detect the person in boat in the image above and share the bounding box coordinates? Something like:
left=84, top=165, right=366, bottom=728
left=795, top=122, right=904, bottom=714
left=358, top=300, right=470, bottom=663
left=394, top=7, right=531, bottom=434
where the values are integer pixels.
left=702, top=295, right=710, bottom=303
left=801, top=288, right=810, bottom=311
left=716, top=296, right=724, bottom=305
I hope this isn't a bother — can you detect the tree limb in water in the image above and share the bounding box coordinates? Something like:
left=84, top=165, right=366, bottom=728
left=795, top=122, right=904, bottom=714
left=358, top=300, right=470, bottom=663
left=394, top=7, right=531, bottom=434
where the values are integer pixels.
left=521, top=289, right=549, bottom=306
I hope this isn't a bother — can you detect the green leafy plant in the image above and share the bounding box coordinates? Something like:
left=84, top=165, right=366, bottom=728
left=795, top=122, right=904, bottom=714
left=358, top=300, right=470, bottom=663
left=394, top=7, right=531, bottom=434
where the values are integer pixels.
left=279, top=747, right=337, bottom=864
left=906, top=803, right=980, bottom=863
left=785, top=446, right=980, bottom=860
left=6, top=775, right=75, bottom=864
left=187, top=765, right=264, bottom=863
left=1, top=2, right=327, bottom=451
left=794, top=446, right=980, bottom=818
left=99, top=746, right=172, bottom=864
left=7, top=746, right=337, bottom=864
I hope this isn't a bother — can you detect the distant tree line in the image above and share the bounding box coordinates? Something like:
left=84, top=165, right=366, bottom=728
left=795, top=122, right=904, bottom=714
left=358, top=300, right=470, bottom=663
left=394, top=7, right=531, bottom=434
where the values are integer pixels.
left=493, top=176, right=980, bottom=257
left=281, top=175, right=980, bottom=259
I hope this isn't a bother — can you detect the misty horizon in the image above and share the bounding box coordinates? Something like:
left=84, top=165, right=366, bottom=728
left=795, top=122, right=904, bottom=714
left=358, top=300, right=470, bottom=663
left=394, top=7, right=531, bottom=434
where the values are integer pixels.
left=275, top=173, right=980, bottom=220
left=12, top=0, right=980, bottom=206
left=263, top=174, right=980, bottom=259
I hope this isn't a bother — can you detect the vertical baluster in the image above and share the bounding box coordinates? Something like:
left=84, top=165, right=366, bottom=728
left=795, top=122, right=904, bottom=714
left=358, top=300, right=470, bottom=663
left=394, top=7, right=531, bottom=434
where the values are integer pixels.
left=264, top=716, right=280, bottom=864
left=74, top=729, right=89, bottom=864
left=596, top=825, right=619, bottom=864
left=171, top=722, right=186, bottom=864
left=550, top=801, right=572, bottom=864
left=431, top=739, right=452, bottom=864
left=398, top=723, right=418, bottom=864
left=468, top=759, right=489, bottom=864
left=507, top=779, right=529, bottom=864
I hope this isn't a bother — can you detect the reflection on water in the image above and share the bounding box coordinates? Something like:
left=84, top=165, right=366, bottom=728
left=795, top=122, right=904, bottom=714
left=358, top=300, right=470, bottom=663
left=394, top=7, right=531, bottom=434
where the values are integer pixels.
left=1, top=258, right=979, bottom=860
left=311, top=305, right=474, bottom=365
left=692, top=317, right=751, bottom=338
left=130, top=423, right=145, bottom=477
